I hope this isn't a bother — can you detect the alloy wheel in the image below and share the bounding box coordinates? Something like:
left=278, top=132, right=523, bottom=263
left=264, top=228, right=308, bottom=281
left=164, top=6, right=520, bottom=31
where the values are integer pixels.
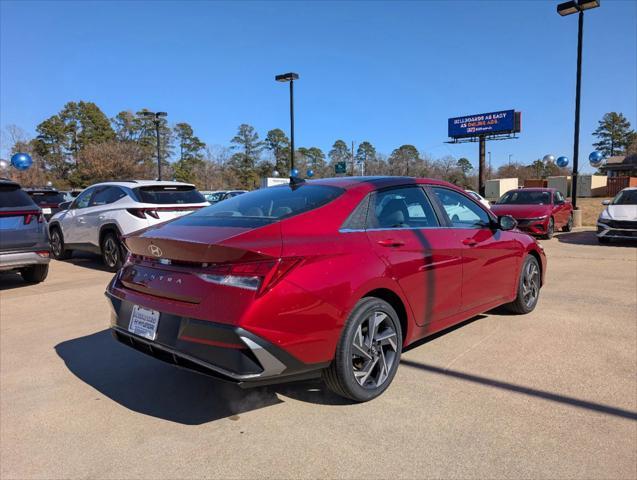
left=51, top=230, right=62, bottom=257
left=103, top=237, right=120, bottom=268
left=521, top=260, right=540, bottom=309
left=351, top=311, right=398, bottom=389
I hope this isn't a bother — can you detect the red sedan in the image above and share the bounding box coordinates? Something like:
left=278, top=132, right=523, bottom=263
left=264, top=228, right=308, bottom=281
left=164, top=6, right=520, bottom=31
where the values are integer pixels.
left=106, top=177, right=546, bottom=402
left=491, top=188, right=573, bottom=239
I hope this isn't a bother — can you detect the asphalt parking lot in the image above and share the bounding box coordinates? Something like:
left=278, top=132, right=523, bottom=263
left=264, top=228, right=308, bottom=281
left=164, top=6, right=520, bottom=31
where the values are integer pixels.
left=1, top=229, right=635, bottom=480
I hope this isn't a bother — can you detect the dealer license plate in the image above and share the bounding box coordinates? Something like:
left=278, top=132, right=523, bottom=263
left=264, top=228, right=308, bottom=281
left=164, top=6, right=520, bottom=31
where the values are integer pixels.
left=128, top=305, right=160, bottom=341
left=42, top=208, right=52, bottom=214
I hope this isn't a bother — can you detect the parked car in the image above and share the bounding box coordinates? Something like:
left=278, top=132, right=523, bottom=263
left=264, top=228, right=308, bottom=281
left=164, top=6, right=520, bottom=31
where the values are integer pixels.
left=491, top=187, right=573, bottom=239
left=25, top=187, right=67, bottom=221
left=106, top=176, right=546, bottom=402
left=597, top=187, right=637, bottom=244
left=465, top=189, right=491, bottom=209
left=0, top=179, right=50, bottom=283
left=49, top=180, right=209, bottom=271
left=201, top=190, right=248, bottom=204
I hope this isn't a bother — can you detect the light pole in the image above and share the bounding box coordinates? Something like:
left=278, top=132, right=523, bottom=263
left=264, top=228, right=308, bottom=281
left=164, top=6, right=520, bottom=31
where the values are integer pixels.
left=275, top=72, right=299, bottom=176
left=508, top=154, right=513, bottom=166
left=557, top=0, right=600, bottom=210
left=139, top=111, right=167, bottom=180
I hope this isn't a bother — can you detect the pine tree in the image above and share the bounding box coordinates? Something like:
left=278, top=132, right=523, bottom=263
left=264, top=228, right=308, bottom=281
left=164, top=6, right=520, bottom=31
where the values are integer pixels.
left=592, top=112, right=636, bottom=157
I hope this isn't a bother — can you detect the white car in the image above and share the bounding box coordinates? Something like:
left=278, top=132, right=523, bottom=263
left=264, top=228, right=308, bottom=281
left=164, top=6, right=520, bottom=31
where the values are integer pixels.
left=597, top=187, right=637, bottom=244
left=465, top=190, right=491, bottom=209
left=49, top=180, right=209, bottom=270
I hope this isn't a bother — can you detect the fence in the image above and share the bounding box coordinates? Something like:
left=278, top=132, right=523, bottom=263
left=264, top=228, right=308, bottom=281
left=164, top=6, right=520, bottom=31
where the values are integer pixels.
left=607, top=176, right=637, bottom=197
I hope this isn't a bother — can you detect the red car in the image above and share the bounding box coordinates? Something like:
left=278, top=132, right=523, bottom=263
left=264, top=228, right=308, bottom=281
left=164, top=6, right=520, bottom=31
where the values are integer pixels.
left=491, top=188, right=573, bottom=239
left=106, top=177, right=546, bottom=402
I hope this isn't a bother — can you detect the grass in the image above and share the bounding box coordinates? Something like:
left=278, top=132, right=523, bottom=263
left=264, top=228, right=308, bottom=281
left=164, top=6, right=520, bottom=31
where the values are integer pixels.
left=576, top=197, right=611, bottom=226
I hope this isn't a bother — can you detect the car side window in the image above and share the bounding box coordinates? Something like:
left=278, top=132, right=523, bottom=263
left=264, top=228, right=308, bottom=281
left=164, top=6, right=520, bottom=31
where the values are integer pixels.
left=90, top=186, right=126, bottom=206
left=555, top=191, right=564, bottom=204
left=367, top=187, right=438, bottom=229
left=72, top=188, right=94, bottom=209
left=432, top=187, right=490, bottom=228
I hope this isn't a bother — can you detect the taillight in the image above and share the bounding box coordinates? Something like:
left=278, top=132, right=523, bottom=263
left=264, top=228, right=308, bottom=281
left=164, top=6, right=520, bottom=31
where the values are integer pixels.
left=196, top=258, right=300, bottom=293
left=24, top=212, right=44, bottom=224
left=126, top=208, right=161, bottom=219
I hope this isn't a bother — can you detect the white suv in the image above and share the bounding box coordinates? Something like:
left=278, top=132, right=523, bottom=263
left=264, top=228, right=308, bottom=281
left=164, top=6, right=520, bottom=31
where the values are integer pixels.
left=49, top=180, right=209, bottom=271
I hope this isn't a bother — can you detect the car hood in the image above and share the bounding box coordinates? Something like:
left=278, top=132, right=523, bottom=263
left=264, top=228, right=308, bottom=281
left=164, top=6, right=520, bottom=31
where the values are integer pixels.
left=490, top=204, right=551, bottom=219
left=604, top=204, right=637, bottom=221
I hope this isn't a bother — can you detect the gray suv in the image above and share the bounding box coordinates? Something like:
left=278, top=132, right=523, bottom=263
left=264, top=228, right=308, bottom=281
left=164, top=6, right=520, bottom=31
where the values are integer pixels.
left=0, top=179, right=50, bottom=283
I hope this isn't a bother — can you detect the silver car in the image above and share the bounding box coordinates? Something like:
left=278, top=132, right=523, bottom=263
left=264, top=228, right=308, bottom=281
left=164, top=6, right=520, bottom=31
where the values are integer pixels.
left=0, top=179, right=50, bottom=283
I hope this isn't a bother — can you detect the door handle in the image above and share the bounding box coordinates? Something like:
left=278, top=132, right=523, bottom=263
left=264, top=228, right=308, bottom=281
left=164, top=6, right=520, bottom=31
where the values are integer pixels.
left=462, top=238, right=478, bottom=246
left=98, top=215, right=106, bottom=221
left=377, top=239, right=405, bottom=248
left=77, top=217, right=86, bottom=224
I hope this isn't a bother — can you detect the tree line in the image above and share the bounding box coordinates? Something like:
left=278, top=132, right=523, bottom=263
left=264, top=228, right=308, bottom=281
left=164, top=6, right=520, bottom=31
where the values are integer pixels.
left=3, top=101, right=634, bottom=191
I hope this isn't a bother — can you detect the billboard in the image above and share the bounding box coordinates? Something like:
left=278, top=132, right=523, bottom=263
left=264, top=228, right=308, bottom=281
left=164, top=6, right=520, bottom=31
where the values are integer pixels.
left=448, top=109, right=519, bottom=138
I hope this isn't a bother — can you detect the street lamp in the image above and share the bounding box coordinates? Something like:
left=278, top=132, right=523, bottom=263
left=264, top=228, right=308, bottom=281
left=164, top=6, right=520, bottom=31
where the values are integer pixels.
left=557, top=0, right=600, bottom=210
left=139, top=111, right=167, bottom=180
left=275, top=72, right=299, bottom=176
left=508, top=154, right=513, bottom=166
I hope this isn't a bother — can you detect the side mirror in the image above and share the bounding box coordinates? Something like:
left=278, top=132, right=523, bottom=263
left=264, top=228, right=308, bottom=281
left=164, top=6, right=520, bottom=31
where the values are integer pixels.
left=59, top=201, right=71, bottom=211
left=499, top=215, right=517, bottom=231
left=602, top=200, right=611, bottom=205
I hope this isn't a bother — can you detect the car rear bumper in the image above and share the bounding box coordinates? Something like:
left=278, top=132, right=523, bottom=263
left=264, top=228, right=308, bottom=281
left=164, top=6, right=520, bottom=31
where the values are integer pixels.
left=0, top=250, right=50, bottom=271
left=597, top=222, right=637, bottom=240
left=106, top=292, right=328, bottom=386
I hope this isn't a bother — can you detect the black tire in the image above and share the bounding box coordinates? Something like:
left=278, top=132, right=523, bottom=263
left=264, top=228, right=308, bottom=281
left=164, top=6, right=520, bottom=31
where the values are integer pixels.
left=505, top=255, right=541, bottom=314
left=20, top=264, right=49, bottom=283
left=323, top=297, right=403, bottom=402
left=598, top=236, right=610, bottom=244
left=562, top=214, right=573, bottom=232
left=544, top=217, right=555, bottom=239
left=50, top=227, right=72, bottom=260
left=101, top=231, right=124, bottom=272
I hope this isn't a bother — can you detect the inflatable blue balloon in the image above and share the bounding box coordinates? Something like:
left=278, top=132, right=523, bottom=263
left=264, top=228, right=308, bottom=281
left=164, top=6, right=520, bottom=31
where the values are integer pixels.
left=556, top=156, right=569, bottom=168
left=589, top=151, right=604, bottom=168
left=291, top=168, right=299, bottom=177
left=11, top=152, right=32, bottom=171
left=306, top=169, right=314, bottom=178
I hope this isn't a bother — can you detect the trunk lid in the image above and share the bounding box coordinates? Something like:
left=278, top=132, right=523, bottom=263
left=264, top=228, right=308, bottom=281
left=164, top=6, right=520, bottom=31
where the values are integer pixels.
left=121, top=221, right=283, bottom=303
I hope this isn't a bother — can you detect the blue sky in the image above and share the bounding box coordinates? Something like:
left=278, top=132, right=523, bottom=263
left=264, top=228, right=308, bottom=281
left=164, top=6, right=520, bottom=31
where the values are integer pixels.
left=1, top=0, right=635, bottom=172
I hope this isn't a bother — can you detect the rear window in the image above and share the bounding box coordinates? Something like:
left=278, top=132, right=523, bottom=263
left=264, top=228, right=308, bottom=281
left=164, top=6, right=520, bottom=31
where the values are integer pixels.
left=175, top=184, right=344, bottom=227
left=0, top=184, right=36, bottom=208
left=134, top=185, right=205, bottom=205
left=27, top=191, right=66, bottom=205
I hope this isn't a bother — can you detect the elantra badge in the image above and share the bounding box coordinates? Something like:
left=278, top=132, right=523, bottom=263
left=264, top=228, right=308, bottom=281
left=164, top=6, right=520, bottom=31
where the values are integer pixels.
left=148, top=244, right=163, bottom=257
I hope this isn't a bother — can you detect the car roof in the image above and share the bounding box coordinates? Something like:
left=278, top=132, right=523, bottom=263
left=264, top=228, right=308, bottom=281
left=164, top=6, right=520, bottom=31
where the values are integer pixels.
left=0, top=178, right=20, bottom=187
left=85, top=180, right=196, bottom=189
left=306, top=176, right=460, bottom=191
left=515, top=187, right=556, bottom=192
left=24, top=188, right=60, bottom=193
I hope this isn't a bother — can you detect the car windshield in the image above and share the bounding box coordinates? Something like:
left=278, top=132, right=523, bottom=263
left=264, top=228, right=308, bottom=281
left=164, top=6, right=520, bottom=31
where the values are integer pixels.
left=0, top=184, right=36, bottom=208
left=612, top=190, right=637, bottom=205
left=28, top=191, right=66, bottom=205
left=134, top=185, right=205, bottom=204
left=174, top=184, right=344, bottom=228
left=497, top=190, right=550, bottom=205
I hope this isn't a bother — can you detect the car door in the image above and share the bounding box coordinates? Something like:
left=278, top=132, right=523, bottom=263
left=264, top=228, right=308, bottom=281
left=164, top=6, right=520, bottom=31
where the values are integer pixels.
left=365, top=186, right=463, bottom=327
left=430, top=187, right=521, bottom=311
left=552, top=191, right=568, bottom=227
left=60, top=187, right=95, bottom=244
